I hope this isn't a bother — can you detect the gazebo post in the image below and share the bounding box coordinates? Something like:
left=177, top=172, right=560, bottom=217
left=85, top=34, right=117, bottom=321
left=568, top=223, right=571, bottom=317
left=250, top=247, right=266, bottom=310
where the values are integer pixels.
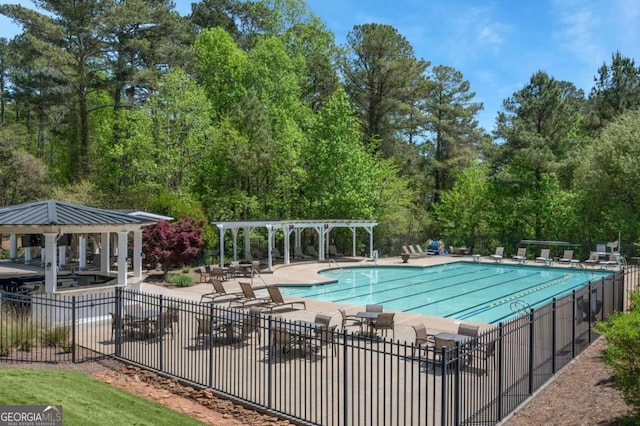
left=117, top=231, right=128, bottom=286
left=100, top=232, right=110, bottom=274
left=133, top=230, right=142, bottom=278
left=9, top=234, right=17, bottom=260
left=78, top=235, right=86, bottom=270
left=43, top=232, right=58, bottom=293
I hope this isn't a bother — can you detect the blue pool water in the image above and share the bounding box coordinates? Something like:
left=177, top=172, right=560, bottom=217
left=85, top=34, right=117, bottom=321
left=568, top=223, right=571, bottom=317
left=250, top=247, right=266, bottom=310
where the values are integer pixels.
left=278, top=262, right=612, bottom=324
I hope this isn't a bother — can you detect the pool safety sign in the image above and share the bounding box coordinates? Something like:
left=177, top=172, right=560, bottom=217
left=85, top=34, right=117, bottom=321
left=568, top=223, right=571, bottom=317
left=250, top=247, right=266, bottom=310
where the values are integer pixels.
left=0, top=405, right=62, bottom=426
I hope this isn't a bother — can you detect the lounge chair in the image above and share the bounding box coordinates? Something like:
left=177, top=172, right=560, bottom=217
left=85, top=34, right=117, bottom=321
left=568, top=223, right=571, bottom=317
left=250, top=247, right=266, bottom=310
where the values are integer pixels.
left=585, top=251, right=599, bottom=266
left=490, top=247, right=504, bottom=262
left=328, top=245, right=343, bottom=257
left=200, top=279, right=242, bottom=303
left=408, top=245, right=425, bottom=257
left=596, top=243, right=607, bottom=256
left=558, top=250, right=574, bottom=263
left=512, top=248, right=527, bottom=263
left=535, top=249, right=552, bottom=263
left=265, top=286, right=306, bottom=311
left=229, top=282, right=271, bottom=308
left=310, top=323, right=337, bottom=356
left=402, top=245, right=420, bottom=258
left=307, top=246, right=318, bottom=257
left=293, top=246, right=310, bottom=259
left=197, top=266, right=208, bottom=283
left=271, top=247, right=283, bottom=260
left=600, top=253, right=620, bottom=268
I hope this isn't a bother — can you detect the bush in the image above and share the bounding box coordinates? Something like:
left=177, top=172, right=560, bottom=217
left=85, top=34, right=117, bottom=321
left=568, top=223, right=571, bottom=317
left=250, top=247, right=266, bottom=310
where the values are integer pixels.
left=595, top=291, right=640, bottom=416
left=1, top=305, right=36, bottom=352
left=42, top=325, right=71, bottom=348
left=165, top=273, right=193, bottom=287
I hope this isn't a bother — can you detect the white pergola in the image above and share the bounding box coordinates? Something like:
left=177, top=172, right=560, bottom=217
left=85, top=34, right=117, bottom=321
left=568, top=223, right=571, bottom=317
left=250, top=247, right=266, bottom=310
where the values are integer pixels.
left=0, top=200, right=164, bottom=293
left=212, top=219, right=378, bottom=272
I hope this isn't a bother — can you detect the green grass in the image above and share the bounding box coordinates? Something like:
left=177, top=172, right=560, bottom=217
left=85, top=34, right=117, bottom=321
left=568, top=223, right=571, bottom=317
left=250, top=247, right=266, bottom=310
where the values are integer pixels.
left=0, top=369, right=205, bottom=426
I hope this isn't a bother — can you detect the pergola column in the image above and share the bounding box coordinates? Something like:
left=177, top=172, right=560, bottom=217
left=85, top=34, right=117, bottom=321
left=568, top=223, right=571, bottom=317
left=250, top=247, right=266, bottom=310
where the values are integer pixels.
left=58, top=245, right=66, bottom=268
left=284, top=226, right=293, bottom=265
left=78, top=235, right=86, bottom=270
left=43, top=232, right=58, bottom=293
left=132, top=230, right=142, bottom=278
left=24, top=245, right=31, bottom=264
left=9, top=234, right=17, bottom=260
left=217, top=224, right=225, bottom=268
left=100, top=232, right=110, bottom=274
left=232, top=228, right=239, bottom=261
left=266, top=224, right=274, bottom=272
left=117, top=231, right=128, bottom=286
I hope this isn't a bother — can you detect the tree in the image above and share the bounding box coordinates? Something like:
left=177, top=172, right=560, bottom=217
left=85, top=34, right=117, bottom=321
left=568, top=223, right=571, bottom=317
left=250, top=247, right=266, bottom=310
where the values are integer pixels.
left=574, top=110, right=640, bottom=243
left=491, top=71, right=586, bottom=239
left=423, top=65, right=486, bottom=201
left=0, top=1, right=108, bottom=180
left=142, top=217, right=204, bottom=274
left=432, top=166, right=489, bottom=247
left=339, top=23, right=429, bottom=157
left=588, top=51, right=640, bottom=130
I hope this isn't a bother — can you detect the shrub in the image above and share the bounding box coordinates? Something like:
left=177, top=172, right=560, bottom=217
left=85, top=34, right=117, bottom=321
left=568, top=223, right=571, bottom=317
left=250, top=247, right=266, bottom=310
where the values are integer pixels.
left=165, top=273, right=193, bottom=287
left=1, top=305, right=36, bottom=352
left=42, top=325, right=71, bottom=347
left=595, top=291, right=640, bottom=416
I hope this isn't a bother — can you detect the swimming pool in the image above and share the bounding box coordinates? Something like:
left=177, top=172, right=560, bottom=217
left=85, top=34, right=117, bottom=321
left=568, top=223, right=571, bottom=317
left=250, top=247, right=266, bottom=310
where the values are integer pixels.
left=278, top=262, right=613, bottom=323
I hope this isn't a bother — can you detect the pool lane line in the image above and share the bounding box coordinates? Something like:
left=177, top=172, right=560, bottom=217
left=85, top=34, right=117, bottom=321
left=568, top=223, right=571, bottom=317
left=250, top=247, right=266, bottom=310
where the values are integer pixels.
left=449, top=274, right=573, bottom=320
left=328, top=267, right=506, bottom=304
left=299, top=264, right=491, bottom=300
left=396, top=271, right=548, bottom=313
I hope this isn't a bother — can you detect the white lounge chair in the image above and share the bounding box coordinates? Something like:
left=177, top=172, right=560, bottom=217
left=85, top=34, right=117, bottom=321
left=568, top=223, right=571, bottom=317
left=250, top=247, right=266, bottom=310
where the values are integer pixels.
left=490, top=247, right=504, bottom=262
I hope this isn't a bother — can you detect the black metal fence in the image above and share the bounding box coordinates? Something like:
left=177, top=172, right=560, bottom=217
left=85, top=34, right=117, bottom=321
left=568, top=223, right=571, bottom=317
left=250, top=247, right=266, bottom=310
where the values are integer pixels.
left=0, top=266, right=636, bottom=425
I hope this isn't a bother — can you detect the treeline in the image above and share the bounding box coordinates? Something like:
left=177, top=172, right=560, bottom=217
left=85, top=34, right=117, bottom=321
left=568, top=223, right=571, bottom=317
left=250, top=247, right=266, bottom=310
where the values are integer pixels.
left=1, top=0, right=640, bottom=252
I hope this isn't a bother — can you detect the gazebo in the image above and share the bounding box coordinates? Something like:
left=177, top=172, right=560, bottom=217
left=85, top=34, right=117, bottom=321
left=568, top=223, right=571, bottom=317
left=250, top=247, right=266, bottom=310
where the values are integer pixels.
left=0, top=200, right=162, bottom=293
left=213, top=219, right=378, bottom=272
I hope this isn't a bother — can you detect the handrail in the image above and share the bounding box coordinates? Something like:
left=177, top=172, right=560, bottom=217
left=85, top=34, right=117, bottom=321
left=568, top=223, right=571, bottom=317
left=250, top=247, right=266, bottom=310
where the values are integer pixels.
left=510, top=299, right=530, bottom=315
left=251, top=269, right=269, bottom=287
left=328, top=258, right=343, bottom=271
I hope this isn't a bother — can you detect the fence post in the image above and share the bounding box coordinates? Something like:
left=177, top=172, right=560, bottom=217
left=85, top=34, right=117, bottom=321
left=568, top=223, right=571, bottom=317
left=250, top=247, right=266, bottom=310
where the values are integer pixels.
left=440, top=346, right=447, bottom=426
left=571, top=290, right=576, bottom=359
left=342, top=329, right=348, bottom=426
left=159, top=295, right=164, bottom=372
left=115, top=287, right=122, bottom=358
left=528, top=308, right=534, bottom=395
left=208, top=304, right=214, bottom=389
left=497, top=323, right=504, bottom=421
left=454, top=342, right=461, bottom=426
left=267, top=314, right=273, bottom=409
left=552, top=298, right=556, bottom=374
left=587, top=284, right=593, bottom=343
left=71, top=295, right=76, bottom=363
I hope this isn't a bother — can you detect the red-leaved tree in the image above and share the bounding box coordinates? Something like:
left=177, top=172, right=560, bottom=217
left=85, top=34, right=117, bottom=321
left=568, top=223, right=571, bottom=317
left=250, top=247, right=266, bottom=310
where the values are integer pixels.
left=142, top=216, right=204, bottom=274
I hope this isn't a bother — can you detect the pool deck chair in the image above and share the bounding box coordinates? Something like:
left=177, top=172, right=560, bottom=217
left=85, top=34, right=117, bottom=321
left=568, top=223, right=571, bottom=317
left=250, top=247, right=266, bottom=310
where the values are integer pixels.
left=490, top=247, right=504, bottom=262
left=229, top=282, right=271, bottom=308
left=409, top=245, right=426, bottom=257
left=558, top=250, right=574, bottom=263
left=294, top=246, right=311, bottom=259
left=535, top=249, right=552, bottom=264
left=585, top=251, right=599, bottom=266
left=200, top=279, right=242, bottom=303
left=512, top=248, right=527, bottom=264
left=266, top=286, right=306, bottom=312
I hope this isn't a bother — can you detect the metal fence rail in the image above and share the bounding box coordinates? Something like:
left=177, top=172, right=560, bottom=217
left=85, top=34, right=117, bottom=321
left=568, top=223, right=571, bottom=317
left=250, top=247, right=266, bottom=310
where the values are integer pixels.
left=0, top=266, right=636, bottom=425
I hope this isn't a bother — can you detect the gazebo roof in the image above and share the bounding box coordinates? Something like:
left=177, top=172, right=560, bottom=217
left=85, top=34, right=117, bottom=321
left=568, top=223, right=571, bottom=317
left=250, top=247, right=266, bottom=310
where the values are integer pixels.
left=0, top=200, right=155, bottom=234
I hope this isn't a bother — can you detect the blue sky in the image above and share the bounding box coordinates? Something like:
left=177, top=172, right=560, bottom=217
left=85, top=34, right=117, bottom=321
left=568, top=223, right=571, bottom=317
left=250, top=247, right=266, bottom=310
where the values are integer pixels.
left=2, top=0, right=639, bottom=132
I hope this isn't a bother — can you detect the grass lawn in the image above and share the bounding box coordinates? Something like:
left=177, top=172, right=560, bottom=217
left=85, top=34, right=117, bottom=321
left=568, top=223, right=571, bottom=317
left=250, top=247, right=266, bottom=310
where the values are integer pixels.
left=0, top=369, right=205, bottom=425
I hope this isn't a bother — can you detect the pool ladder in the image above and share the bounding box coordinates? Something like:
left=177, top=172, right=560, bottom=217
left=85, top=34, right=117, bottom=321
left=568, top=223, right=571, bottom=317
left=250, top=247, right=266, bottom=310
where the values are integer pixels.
left=328, top=258, right=343, bottom=271
left=510, top=299, right=531, bottom=315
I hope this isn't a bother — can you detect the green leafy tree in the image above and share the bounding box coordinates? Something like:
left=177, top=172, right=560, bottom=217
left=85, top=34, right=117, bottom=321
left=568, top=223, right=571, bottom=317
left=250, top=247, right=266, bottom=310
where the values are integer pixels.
left=339, top=23, right=429, bottom=158
left=0, top=1, right=108, bottom=180
left=424, top=65, right=486, bottom=201
left=574, top=110, right=640, bottom=243
left=433, top=166, right=489, bottom=247
left=491, top=71, right=586, bottom=239
left=588, top=51, right=640, bottom=130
